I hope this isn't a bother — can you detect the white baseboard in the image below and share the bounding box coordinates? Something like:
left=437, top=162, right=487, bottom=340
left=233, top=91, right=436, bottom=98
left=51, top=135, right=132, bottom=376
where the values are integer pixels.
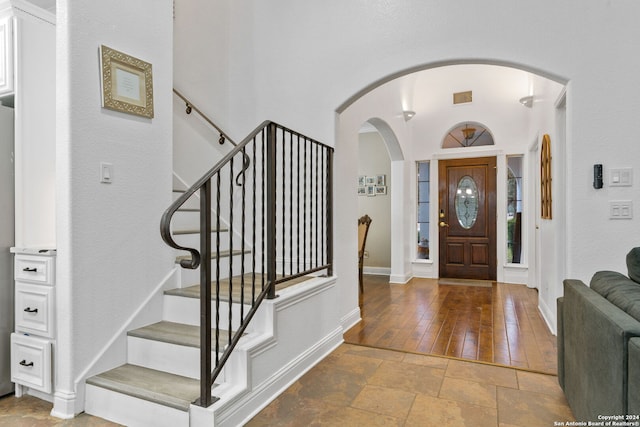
left=363, top=266, right=390, bottom=276
left=50, top=389, right=76, bottom=419
left=389, top=272, right=412, bottom=284
left=341, top=306, right=361, bottom=332
left=538, top=298, right=557, bottom=336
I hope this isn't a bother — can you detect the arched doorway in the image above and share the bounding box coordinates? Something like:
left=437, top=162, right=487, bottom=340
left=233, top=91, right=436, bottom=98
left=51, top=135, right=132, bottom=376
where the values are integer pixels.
left=357, top=118, right=409, bottom=283
left=337, top=62, right=566, bottom=324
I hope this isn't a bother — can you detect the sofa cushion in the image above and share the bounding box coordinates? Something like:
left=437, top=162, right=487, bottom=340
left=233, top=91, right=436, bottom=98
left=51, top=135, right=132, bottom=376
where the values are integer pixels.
left=591, top=270, right=634, bottom=298
left=606, top=283, right=640, bottom=322
left=628, top=247, right=640, bottom=284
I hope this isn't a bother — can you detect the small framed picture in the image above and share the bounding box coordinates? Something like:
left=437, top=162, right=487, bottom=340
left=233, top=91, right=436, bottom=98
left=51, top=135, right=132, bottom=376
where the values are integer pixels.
left=365, top=176, right=376, bottom=185
left=357, top=186, right=366, bottom=196
left=376, top=174, right=386, bottom=186
left=358, top=176, right=366, bottom=186
left=99, top=45, right=154, bottom=118
left=366, top=185, right=376, bottom=196
left=375, top=186, right=387, bottom=195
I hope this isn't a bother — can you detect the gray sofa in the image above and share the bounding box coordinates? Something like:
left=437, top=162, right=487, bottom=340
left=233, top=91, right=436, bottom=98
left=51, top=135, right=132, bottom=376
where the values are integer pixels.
left=557, top=247, right=640, bottom=420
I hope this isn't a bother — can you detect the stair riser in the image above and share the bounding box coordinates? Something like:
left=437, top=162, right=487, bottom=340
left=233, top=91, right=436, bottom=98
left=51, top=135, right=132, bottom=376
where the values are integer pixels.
left=171, top=210, right=204, bottom=230
left=127, top=336, right=226, bottom=380
left=177, top=257, right=259, bottom=287
left=163, top=294, right=253, bottom=332
left=171, top=232, right=233, bottom=249
left=85, top=384, right=189, bottom=427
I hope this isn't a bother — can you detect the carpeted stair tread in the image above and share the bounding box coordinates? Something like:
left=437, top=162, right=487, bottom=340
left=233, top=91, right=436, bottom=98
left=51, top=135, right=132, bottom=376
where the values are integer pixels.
left=165, top=273, right=312, bottom=304
left=174, top=249, right=250, bottom=264
left=86, top=364, right=202, bottom=412
left=127, top=321, right=234, bottom=348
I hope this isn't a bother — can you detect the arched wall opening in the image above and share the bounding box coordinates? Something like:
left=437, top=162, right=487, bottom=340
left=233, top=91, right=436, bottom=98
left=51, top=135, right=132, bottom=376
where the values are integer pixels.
left=336, top=60, right=567, bottom=332
left=357, top=119, right=406, bottom=281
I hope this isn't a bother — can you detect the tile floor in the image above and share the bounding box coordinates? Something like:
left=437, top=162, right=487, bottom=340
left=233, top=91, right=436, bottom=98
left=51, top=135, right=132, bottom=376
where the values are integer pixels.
left=247, top=344, right=575, bottom=426
left=0, top=344, right=574, bottom=426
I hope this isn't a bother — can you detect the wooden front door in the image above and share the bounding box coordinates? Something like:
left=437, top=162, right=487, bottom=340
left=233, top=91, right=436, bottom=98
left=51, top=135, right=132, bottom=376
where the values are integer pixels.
left=438, top=157, right=497, bottom=280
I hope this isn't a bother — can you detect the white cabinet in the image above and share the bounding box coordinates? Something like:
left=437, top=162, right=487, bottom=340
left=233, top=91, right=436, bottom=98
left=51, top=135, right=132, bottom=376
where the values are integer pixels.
left=10, top=333, right=51, bottom=393
left=0, top=15, right=13, bottom=96
left=1, top=1, right=56, bottom=248
left=10, top=248, right=56, bottom=395
left=15, top=254, right=54, bottom=285
left=15, top=283, right=54, bottom=338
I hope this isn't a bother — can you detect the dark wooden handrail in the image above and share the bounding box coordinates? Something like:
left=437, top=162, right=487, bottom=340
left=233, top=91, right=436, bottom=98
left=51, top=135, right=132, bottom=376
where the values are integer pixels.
left=173, top=88, right=237, bottom=146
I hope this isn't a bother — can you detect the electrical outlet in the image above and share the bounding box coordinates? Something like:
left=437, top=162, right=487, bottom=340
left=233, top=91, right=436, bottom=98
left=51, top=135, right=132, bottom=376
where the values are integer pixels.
left=363, top=251, right=369, bottom=259
left=610, top=200, right=633, bottom=219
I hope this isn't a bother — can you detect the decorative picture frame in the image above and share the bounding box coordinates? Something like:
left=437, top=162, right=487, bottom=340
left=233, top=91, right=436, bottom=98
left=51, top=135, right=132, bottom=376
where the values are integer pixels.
left=376, top=174, right=386, bottom=186
left=358, top=176, right=366, bottom=186
left=365, top=176, right=376, bottom=185
left=366, top=185, right=376, bottom=196
left=357, top=186, right=366, bottom=196
left=99, top=45, right=154, bottom=118
left=375, top=186, right=387, bottom=195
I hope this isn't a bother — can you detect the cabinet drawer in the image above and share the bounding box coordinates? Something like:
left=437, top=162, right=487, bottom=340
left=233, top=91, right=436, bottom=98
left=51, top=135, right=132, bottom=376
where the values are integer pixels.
left=15, top=283, right=54, bottom=338
left=11, top=333, right=52, bottom=393
left=15, top=255, right=54, bottom=285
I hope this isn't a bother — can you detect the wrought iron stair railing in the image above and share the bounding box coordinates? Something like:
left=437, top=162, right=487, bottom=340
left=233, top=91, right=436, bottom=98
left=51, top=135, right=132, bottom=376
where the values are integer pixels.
left=160, top=120, right=334, bottom=407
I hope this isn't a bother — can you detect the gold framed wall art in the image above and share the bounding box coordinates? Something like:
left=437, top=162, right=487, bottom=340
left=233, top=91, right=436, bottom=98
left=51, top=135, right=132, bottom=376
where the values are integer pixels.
left=99, top=45, right=154, bottom=118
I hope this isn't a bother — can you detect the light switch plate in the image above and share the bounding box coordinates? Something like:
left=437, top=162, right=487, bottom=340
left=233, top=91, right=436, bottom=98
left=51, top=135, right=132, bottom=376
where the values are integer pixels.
left=100, top=162, right=113, bottom=184
left=610, top=168, right=633, bottom=187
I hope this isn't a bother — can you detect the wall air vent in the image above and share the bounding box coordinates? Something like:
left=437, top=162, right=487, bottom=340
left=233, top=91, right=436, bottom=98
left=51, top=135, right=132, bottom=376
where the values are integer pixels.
left=453, top=91, right=473, bottom=105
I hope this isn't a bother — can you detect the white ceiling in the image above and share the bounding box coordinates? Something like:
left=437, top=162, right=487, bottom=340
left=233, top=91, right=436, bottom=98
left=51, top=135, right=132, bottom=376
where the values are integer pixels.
left=359, top=64, right=564, bottom=136
left=24, top=0, right=55, bottom=13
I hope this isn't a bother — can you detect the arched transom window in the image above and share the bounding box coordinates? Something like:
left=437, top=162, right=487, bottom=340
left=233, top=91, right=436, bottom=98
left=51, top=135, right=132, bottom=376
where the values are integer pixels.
left=442, top=122, right=495, bottom=149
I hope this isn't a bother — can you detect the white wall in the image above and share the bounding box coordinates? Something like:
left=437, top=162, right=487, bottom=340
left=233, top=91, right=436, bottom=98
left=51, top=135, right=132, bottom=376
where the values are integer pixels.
left=176, top=0, right=640, bottom=333
left=358, top=131, right=391, bottom=271
left=56, top=0, right=173, bottom=415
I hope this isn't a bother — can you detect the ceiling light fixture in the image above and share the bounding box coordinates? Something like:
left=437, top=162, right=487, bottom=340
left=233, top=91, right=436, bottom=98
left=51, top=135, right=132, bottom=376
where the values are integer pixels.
left=403, top=110, right=416, bottom=121
left=461, top=125, right=476, bottom=140
left=519, top=95, right=534, bottom=108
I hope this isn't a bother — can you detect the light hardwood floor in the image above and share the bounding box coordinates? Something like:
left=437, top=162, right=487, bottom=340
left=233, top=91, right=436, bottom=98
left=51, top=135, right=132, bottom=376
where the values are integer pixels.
left=344, top=275, right=558, bottom=374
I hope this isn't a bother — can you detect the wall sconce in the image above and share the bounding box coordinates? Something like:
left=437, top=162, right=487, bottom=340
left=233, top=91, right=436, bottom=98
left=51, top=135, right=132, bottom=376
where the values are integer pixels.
left=519, top=95, right=534, bottom=108
left=403, top=110, right=416, bottom=121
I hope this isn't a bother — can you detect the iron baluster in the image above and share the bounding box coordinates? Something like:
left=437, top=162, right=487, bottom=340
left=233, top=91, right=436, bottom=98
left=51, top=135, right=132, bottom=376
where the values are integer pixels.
left=197, top=180, right=212, bottom=407
left=266, top=123, right=277, bottom=299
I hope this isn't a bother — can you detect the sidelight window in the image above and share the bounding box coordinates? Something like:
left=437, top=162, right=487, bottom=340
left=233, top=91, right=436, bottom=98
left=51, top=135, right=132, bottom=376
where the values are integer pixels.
left=416, top=161, right=430, bottom=259
left=506, top=156, right=523, bottom=264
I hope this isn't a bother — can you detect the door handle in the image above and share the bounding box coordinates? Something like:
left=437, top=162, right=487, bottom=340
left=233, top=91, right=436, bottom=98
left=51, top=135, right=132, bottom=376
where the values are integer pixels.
left=439, top=221, right=449, bottom=228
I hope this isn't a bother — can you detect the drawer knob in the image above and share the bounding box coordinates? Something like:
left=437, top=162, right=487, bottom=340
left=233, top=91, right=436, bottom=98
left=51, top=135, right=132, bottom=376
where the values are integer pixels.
left=23, top=307, right=38, bottom=313
left=19, top=360, right=34, bottom=367
left=22, top=267, right=38, bottom=272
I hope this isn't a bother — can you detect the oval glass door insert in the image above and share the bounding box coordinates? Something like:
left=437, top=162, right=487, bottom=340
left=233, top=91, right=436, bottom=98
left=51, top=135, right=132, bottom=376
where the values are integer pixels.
left=455, top=175, right=479, bottom=229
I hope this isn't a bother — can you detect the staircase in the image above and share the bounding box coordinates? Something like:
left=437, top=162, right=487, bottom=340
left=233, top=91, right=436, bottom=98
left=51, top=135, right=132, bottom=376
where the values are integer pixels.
left=82, top=117, right=337, bottom=426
